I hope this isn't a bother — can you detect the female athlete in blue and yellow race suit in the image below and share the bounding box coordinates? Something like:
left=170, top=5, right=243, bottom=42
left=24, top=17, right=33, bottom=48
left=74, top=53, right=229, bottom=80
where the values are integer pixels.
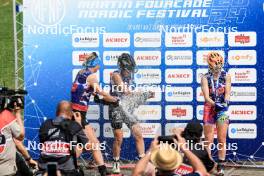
left=201, top=52, right=231, bottom=176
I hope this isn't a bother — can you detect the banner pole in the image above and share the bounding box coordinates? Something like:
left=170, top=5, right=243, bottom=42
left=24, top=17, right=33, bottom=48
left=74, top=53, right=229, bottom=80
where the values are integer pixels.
left=13, top=0, right=18, bottom=89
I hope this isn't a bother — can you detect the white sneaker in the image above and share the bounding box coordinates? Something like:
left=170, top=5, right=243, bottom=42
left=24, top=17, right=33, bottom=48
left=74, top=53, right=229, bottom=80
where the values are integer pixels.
left=112, top=161, right=121, bottom=174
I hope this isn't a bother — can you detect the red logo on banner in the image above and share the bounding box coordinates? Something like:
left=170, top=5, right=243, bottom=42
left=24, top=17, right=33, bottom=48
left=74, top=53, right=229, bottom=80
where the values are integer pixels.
left=172, top=108, right=187, bottom=117
left=79, top=54, right=87, bottom=62
left=235, top=34, right=250, bottom=44
left=231, top=110, right=254, bottom=115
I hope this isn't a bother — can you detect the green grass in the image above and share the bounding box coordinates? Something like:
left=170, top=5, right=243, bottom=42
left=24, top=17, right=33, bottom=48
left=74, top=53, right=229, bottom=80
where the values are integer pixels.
left=0, top=0, right=23, bottom=89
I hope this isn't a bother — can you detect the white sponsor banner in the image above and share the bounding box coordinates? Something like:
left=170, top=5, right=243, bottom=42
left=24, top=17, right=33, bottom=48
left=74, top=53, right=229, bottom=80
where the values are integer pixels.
left=72, top=51, right=99, bottom=66
left=165, top=50, right=193, bottom=66
left=229, top=105, right=257, bottom=120
left=228, top=68, right=257, bottom=83
left=228, top=32, right=257, bottom=47
left=165, top=87, right=193, bottom=102
left=103, top=51, right=130, bottom=66
left=165, top=69, right=193, bottom=84
left=135, top=86, right=162, bottom=102
left=103, top=69, right=116, bottom=84
left=165, top=123, right=187, bottom=135
left=103, top=123, right=131, bottom=138
left=229, top=123, right=257, bottom=139
left=103, top=106, right=109, bottom=120
left=140, top=123, right=161, bottom=138
left=165, top=105, right=193, bottom=120
left=196, top=32, right=225, bottom=47
left=72, top=69, right=100, bottom=82
left=72, top=33, right=99, bottom=48
left=228, top=50, right=257, bottom=65
left=196, top=50, right=225, bottom=65
left=103, top=33, right=130, bottom=47
left=134, top=51, right=161, bottom=66
left=165, top=32, right=193, bottom=47
left=230, top=87, right=257, bottom=102
left=134, top=69, right=162, bottom=84
left=196, top=69, right=208, bottom=84
left=196, top=87, right=204, bottom=102
left=134, top=105, right=161, bottom=120
left=86, top=105, right=100, bottom=120
left=134, top=33, right=161, bottom=47
left=196, top=105, right=204, bottom=120
left=89, top=123, right=100, bottom=137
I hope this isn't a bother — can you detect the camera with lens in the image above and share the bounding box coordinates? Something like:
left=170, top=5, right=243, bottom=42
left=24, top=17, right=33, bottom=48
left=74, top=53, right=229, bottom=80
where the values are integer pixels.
left=0, top=86, right=28, bottom=112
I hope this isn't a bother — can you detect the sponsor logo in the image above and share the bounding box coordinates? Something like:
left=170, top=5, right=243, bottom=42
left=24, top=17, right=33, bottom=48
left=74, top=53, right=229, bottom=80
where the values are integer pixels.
left=235, top=34, right=250, bottom=44
left=230, top=87, right=257, bottom=102
left=196, top=87, right=204, bottom=102
left=103, top=51, right=130, bottom=66
left=134, top=51, right=161, bottom=66
left=135, top=69, right=161, bottom=84
left=103, top=33, right=130, bottom=47
left=229, top=105, right=257, bottom=120
left=197, top=32, right=224, bottom=47
left=228, top=32, right=256, bottom=47
left=103, top=123, right=131, bottom=138
left=72, top=33, right=99, bottom=47
left=228, top=50, right=256, bottom=65
left=196, top=105, right=204, bottom=120
left=165, top=69, right=193, bottom=84
left=86, top=105, right=100, bottom=120
left=165, top=51, right=192, bottom=66
left=72, top=51, right=99, bottom=66
left=196, top=69, right=208, bottom=84
left=165, top=87, right=193, bottom=102
left=228, top=68, right=256, bottom=83
left=89, top=123, right=100, bottom=137
left=135, top=86, right=162, bottom=102
left=139, top=123, right=161, bottom=138
left=134, top=33, right=161, bottom=47
left=166, top=105, right=193, bottom=120
left=135, top=105, right=161, bottom=120
left=165, top=123, right=187, bottom=135
left=196, top=50, right=225, bottom=65
left=103, top=69, right=116, bottom=84
left=229, top=123, right=257, bottom=139
left=165, top=33, right=193, bottom=47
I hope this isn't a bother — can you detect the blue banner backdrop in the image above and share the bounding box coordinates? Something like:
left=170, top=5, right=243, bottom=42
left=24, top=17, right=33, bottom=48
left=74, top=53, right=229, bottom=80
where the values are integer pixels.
left=23, top=0, right=264, bottom=161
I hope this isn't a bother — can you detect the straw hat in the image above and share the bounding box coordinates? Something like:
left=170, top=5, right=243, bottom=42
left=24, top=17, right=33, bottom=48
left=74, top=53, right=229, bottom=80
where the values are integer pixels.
left=150, top=144, right=183, bottom=171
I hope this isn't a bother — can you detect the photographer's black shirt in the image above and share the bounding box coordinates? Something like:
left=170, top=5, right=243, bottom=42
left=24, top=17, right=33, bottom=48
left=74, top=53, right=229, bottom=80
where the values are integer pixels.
left=38, top=116, right=88, bottom=171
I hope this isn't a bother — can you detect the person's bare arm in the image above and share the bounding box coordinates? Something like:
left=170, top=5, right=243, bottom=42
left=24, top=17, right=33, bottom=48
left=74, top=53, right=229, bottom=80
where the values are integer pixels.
left=201, top=76, right=215, bottom=106
left=132, top=138, right=159, bottom=176
left=224, top=74, right=231, bottom=101
left=14, top=139, right=38, bottom=167
left=87, top=73, right=117, bottom=102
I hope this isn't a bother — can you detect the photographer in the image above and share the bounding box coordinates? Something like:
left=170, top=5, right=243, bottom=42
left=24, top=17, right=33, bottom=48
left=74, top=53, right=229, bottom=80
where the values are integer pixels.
left=38, top=101, right=88, bottom=176
left=0, top=104, right=25, bottom=175
left=132, top=129, right=209, bottom=176
left=178, top=121, right=216, bottom=173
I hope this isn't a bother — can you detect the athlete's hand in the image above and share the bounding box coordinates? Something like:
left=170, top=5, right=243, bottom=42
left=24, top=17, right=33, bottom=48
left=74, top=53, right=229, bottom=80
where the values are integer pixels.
left=73, top=112, right=82, bottom=126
